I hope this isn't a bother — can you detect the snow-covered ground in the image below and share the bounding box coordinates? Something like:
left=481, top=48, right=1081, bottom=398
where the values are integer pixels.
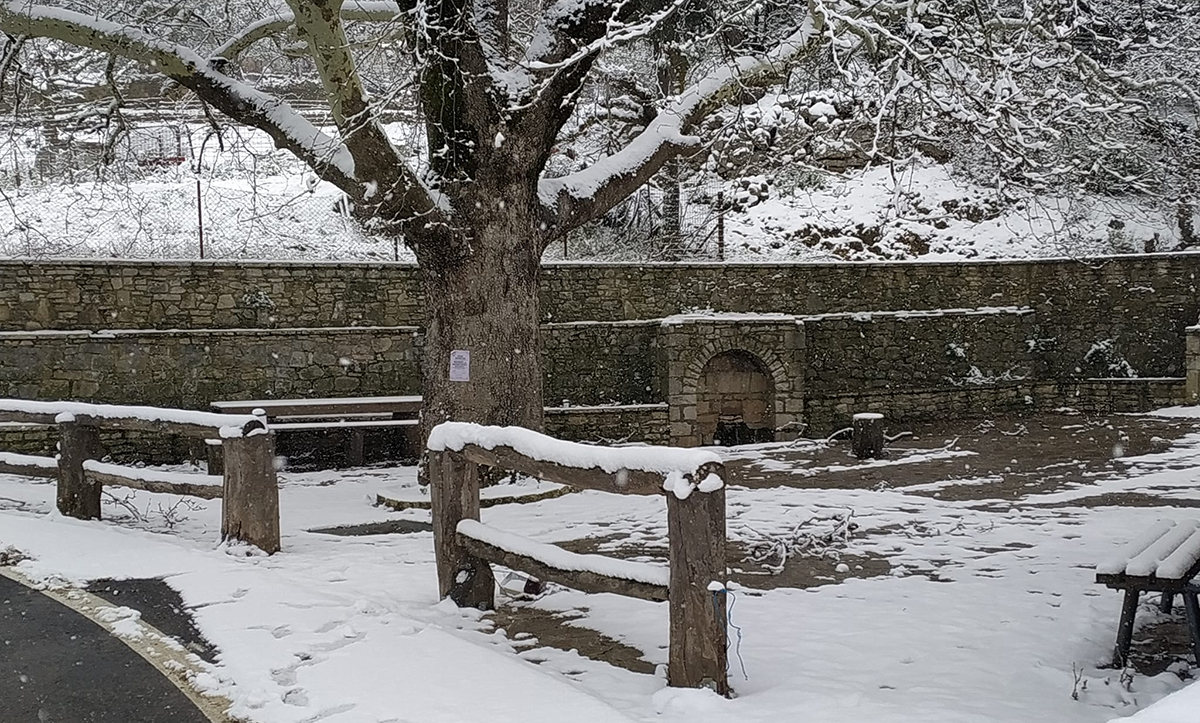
left=2, top=415, right=1199, bottom=723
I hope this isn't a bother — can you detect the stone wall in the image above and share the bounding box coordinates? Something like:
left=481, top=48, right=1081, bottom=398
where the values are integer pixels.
left=2, top=255, right=1193, bottom=381
left=0, top=261, right=423, bottom=331
left=1185, top=326, right=1200, bottom=404
left=0, top=327, right=422, bottom=407
left=801, top=308, right=1039, bottom=432
left=545, top=405, right=669, bottom=445
left=659, top=315, right=805, bottom=446
left=0, top=255, right=1195, bottom=454
left=804, top=308, right=1037, bottom=397
left=803, top=379, right=1186, bottom=434
left=543, top=322, right=660, bottom=406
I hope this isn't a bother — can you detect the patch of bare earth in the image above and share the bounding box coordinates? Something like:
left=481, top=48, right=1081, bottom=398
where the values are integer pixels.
left=726, top=413, right=1193, bottom=503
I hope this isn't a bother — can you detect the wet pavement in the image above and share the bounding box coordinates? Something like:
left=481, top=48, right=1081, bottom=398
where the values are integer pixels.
left=0, top=574, right=211, bottom=723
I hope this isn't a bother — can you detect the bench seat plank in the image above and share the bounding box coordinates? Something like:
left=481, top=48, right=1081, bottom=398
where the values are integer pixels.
left=1157, top=529, right=1200, bottom=580
left=1096, top=520, right=1178, bottom=576
left=270, top=419, right=420, bottom=431
left=212, top=396, right=421, bottom=418
left=1127, top=520, right=1200, bottom=577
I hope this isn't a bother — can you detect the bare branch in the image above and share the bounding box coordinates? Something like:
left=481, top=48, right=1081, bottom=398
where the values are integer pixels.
left=0, top=1, right=446, bottom=227
left=212, top=0, right=411, bottom=62
left=538, top=19, right=820, bottom=233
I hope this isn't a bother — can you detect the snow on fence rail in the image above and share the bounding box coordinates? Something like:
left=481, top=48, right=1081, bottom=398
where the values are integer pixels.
left=0, top=399, right=265, bottom=438
left=82, top=460, right=224, bottom=500
left=0, top=450, right=57, bottom=478
left=428, top=422, right=729, bottom=695
left=0, top=399, right=279, bottom=552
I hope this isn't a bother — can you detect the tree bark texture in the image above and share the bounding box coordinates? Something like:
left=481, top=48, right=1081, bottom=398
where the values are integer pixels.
left=221, top=433, right=281, bottom=554
left=430, top=451, right=496, bottom=608
left=418, top=228, right=545, bottom=438
left=666, top=488, right=729, bottom=695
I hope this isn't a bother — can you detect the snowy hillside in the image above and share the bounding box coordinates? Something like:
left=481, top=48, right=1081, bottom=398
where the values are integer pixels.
left=0, top=120, right=1190, bottom=263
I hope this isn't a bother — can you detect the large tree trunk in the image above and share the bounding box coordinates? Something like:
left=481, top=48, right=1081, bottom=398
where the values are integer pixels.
left=418, top=226, right=546, bottom=439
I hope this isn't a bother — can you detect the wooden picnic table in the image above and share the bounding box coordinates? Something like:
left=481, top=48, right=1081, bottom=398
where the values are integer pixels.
left=209, top=395, right=423, bottom=469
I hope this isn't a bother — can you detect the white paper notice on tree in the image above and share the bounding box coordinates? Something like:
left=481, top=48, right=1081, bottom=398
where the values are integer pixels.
left=449, top=350, right=470, bottom=382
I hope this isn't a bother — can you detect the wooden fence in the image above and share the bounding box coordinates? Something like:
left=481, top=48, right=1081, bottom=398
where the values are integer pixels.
left=428, top=422, right=730, bottom=695
left=0, top=400, right=281, bottom=553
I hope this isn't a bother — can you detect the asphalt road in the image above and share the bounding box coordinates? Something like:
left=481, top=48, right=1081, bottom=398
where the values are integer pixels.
left=0, top=574, right=211, bottom=723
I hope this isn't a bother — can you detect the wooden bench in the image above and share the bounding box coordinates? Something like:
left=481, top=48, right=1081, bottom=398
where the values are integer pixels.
left=209, top=395, right=422, bottom=470
left=1095, top=519, right=1200, bottom=667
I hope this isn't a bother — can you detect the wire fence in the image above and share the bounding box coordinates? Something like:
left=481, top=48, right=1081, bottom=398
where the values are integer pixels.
left=0, top=111, right=726, bottom=262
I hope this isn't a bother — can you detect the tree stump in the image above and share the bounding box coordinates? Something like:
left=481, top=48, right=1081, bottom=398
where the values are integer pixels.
left=222, top=432, right=281, bottom=554
left=852, top=413, right=885, bottom=459
left=56, top=420, right=102, bottom=519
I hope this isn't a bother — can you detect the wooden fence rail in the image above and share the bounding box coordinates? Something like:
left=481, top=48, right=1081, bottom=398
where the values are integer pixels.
left=428, top=422, right=729, bottom=695
left=0, top=451, right=57, bottom=479
left=82, top=461, right=224, bottom=500
left=0, top=400, right=280, bottom=553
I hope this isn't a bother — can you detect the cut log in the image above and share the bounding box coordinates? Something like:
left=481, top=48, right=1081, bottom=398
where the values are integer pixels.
left=221, top=433, right=281, bottom=554
left=0, top=452, right=57, bottom=479
left=0, top=410, right=58, bottom=425
left=667, top=488, right=729, bottom=695
left=56, top=420, right=103, bottom=520
left=456, top=442, right=688, bottom=496
left=83, top=465, right=224, bottom=500
left=430, top=451, right=495, bottom=609
left=69, top=414, right=264, bottom=439
left=852, top=413, right=885, bottom=459
left=457, top=530, right=669, bottom=602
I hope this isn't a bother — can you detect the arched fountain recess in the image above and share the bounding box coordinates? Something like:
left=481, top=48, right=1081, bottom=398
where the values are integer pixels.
left=659, top=313, right=805, bottom=447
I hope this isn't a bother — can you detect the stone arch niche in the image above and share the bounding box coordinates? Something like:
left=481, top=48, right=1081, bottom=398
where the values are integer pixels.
left=660, top=315, right=805, bottom=447
left=697, top=350, right=775, bottom=445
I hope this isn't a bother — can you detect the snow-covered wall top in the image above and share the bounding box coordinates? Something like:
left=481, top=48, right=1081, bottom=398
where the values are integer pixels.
left=0, top=253, right=1196, bottom=331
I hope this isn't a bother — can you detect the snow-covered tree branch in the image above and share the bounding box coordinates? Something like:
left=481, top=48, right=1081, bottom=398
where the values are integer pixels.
left=0, top=1, right=444, bottom=228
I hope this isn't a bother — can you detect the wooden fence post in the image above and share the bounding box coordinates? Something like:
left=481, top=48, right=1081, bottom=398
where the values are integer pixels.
left=205, top=439, right=224, bottom=476
left=430, top=450, right=495, bottom=609
left=222, top=431, right=281, bottom=554
left=56, top=420, right=102, bottom=520
left=666, top=486, right=729, bottom=695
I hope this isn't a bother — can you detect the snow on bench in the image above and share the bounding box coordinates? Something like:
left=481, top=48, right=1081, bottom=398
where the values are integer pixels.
left=270, top=418, right=419, bottom=431
left=82, top=460, right=224, bottom=500
left=428, top=422, right=724, bottom=498
left=457, top=520, right=669, bottom=600
left=0, top=399, right=263, bottom=438
left=1097, top=519, right=1200, bottom=580
left=1095, top=518, right=1200, bottom=667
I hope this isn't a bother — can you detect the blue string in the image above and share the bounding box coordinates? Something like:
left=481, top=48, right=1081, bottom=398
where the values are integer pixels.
left=712, top=588, right=749, bottom=681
